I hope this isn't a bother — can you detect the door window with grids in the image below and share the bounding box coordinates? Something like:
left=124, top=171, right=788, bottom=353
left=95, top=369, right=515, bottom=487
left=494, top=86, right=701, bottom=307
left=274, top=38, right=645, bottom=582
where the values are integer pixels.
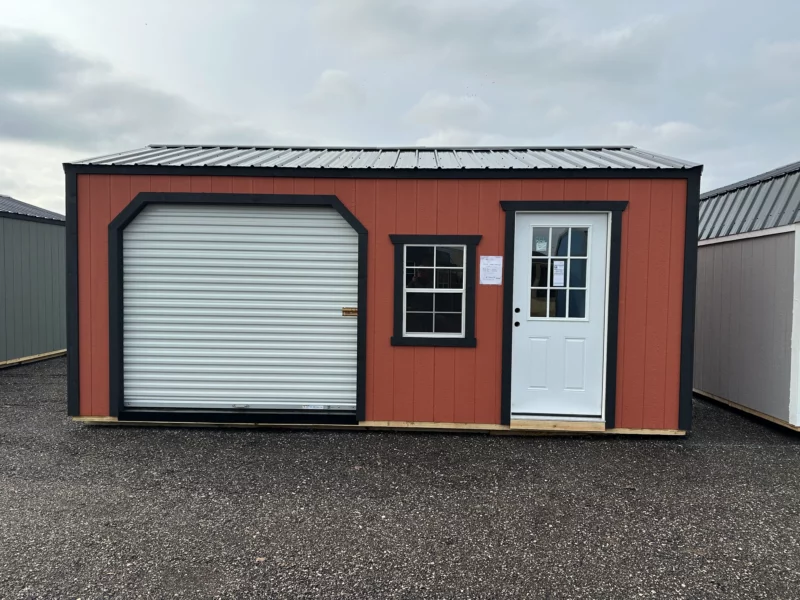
left=389, top=234, right=481, bottom=348
left=530, top=226, right=589, bottom=319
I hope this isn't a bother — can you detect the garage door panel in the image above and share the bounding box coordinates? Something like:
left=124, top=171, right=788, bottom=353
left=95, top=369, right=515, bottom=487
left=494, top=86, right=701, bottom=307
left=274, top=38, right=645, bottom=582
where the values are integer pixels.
left=122, top=203, right=359, bottom=413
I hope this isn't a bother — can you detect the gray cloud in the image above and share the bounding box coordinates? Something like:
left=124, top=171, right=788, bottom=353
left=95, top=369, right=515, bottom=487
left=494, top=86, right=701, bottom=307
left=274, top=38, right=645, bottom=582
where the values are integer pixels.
left=0, top=28, right=286, bottom=152
left=314, top=0, right=800, bottom=190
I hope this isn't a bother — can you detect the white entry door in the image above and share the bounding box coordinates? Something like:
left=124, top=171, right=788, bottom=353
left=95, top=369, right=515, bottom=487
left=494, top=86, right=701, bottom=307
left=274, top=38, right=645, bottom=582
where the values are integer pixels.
left=510, top=212, right=610, bottom=419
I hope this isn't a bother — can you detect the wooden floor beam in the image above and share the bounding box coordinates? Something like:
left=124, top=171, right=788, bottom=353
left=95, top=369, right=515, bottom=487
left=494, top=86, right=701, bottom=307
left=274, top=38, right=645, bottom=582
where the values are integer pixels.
left=72, top=416, right=685, bottom=436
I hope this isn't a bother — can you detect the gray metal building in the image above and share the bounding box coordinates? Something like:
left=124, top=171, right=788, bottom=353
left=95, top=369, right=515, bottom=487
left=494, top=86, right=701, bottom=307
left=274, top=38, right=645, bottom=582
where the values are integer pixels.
left=695, top=160, right=800, bottom=431
left=0, top=195, right=66, bottom=366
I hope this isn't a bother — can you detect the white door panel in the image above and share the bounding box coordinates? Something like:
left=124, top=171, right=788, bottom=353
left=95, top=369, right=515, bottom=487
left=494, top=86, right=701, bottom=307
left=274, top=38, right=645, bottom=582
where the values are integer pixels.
left=122, top=204, right=359, bottom=412
left=510, top=212, right=609, bottom=418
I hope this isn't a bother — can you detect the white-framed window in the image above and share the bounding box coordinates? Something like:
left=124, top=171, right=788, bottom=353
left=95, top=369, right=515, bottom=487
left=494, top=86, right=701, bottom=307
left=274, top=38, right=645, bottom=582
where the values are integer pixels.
left=389, top=235, right=481, bottom=348
left=404, top=244, right=466, bottom=337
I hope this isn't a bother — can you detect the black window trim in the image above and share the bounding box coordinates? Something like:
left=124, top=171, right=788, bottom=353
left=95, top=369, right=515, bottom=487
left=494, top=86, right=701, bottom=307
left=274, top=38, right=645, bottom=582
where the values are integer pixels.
left=390, top=234, right=481, bottom=348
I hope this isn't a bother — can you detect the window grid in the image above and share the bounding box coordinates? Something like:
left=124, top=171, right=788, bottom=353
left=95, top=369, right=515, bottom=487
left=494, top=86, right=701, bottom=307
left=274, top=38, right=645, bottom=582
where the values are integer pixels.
left=530, top=226, right=589, bottom=320
left=403, top=244, right=466, bottom=337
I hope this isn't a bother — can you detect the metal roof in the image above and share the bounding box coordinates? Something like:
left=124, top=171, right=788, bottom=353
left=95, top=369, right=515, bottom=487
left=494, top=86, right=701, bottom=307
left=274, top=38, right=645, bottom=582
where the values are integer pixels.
left=0, top=195, right=65, bottom=222
left=68, top=144, right=699, bottom=171
left=699, top=160, right=800, bottom=240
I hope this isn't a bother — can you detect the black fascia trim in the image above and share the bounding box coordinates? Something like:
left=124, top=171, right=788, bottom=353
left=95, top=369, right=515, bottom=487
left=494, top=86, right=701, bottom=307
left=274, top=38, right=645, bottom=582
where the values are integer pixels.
left=108, top=192, right=367, bottom=424
left=118, top=409, right=358, bottom=425
left=0, top=213, right=65, bottom=226
left=389, top=234, right=481, bottom=348
left=65, top=169, right=80, bottom=416
left=679, top=172, right=701, bottom=431
left=67, top=163, right=703, bottom=181
left=501, top=201, right=630, bottom=212
left=500, top=201, right=628, bottom=427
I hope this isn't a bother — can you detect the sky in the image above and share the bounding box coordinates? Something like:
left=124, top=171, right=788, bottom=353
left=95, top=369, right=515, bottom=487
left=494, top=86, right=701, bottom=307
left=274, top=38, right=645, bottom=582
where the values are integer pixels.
left=1, top=0, right=799, bottom=214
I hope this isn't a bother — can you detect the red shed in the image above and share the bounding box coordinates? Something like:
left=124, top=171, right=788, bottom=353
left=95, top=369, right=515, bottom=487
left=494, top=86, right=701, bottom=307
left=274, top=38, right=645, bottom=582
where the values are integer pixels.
left=65, top=145, right=701, bottom=435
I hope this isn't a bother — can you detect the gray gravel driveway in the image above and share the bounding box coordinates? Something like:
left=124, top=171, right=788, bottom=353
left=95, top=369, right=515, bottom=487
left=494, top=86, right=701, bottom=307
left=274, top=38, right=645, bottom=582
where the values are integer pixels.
left=1, top=357, right=799, bottom=599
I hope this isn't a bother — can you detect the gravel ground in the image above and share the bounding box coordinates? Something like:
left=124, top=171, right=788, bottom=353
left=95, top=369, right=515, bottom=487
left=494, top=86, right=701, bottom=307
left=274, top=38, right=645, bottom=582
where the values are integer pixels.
left=1, top=358, right=799, bottom=599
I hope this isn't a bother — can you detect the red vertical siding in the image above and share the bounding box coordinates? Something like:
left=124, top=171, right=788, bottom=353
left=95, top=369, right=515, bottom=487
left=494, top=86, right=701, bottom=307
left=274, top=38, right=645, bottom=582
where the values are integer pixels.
left=664, top=181, right=686, bottom=429
left=474, top=181, right=502, bottom=424
left=75, top=174, right=688, bottom=429
left=372, top=180, right=397, bottom=421
left=642, top=181, right=673, bottom=429
left=88, top=175, right=110, bottom=416
left=608, top=179, right=630, bottom=427
left=393, top=181, right=417, bottom=421
left=413, top=181, right=437, bottom=421
left=453, top=181, right=479, bottom=423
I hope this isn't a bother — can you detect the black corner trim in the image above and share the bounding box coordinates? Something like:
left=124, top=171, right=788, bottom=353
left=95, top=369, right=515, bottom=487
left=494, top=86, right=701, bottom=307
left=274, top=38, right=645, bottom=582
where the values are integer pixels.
left=65, top=169, right=80, bottom=416
left=604, top=211, right=624, bottom=429
left=108, top=192, right=368, bottom=424
left=0, top=212, right=66, bottom=226
left=499, top=200, right=628, bottom=426
left=679, top=173, right=701, bottom=431
left=389, top=234, right=481, bottom=348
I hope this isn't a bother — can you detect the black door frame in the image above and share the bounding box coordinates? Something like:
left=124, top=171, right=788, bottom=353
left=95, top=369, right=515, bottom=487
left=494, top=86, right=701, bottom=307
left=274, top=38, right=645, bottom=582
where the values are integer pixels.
left=500, top=201, right=628, bottom=428
left=107, top=192, right=368, bottom=424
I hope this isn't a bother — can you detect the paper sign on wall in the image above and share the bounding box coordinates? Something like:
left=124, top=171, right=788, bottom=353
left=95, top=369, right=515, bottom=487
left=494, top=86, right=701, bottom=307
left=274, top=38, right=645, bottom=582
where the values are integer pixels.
left=552, top=260, right=566, bottom=287
left=480, top=256, right=503, bottom=285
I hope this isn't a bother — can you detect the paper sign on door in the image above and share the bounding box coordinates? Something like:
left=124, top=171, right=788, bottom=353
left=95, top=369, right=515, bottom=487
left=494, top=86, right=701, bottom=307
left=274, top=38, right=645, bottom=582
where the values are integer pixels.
left=552, top=260, right=566, bottom=287
left=480, top=256, right=503, bottom=285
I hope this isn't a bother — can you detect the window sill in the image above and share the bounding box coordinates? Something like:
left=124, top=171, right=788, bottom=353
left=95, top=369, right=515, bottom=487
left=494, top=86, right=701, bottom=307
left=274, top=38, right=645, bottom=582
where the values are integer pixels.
left=391, top=336, right=477, bottom=348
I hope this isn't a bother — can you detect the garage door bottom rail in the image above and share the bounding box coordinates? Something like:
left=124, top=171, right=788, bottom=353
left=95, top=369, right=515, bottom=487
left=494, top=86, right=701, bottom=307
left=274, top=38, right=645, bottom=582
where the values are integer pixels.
left=117, top=408, right=358, bottom=425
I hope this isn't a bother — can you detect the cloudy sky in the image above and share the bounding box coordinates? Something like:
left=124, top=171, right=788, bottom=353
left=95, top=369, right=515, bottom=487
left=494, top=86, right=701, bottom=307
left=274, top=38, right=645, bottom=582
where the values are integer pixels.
left=1, top=0, right=799, bottom=213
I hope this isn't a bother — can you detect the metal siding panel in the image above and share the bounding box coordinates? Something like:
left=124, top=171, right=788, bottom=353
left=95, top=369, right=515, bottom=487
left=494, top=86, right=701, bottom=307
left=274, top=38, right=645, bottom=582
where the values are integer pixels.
left=711, top=190, right=742, bottom=239
left=777, top=173, right=800, bottom=226
left=42, top=225, right=53, bottom=352
left=697, top=199, right=712, bottom=239
left=754, top=178, right=785, bottom=231
left=694, top=234, right=793, bottom=421
left=764, top=175, right=793, bottom=229
left=736, top=183, right=766, bottom=235
left=720, top=188, right=751, bottom=238
left=703, top=193, right=729, bottom=240
left=122, top=204, right=359, bottom=410
left=57, top=226, right=67, bottom=349
left=19, top=221, right=32, bottom=358
left=30, top=222, right=41, bottom=354
left=747, top=182, right=775, bottom=233
left=699, top=194, right=723, bottom=240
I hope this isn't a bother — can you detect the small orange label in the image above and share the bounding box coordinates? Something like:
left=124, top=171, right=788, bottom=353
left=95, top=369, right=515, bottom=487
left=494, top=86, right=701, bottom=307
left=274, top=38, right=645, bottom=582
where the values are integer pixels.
left=342, top=307, right=358, bottom=317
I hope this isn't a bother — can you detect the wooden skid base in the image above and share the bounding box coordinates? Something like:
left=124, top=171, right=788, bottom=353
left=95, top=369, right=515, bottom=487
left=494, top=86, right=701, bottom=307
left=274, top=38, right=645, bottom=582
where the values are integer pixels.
left=72, top=416, right=685, bottom=436
left=694, top=388, right=800, bottom=433
left=0, top=349, right=66, bottom=369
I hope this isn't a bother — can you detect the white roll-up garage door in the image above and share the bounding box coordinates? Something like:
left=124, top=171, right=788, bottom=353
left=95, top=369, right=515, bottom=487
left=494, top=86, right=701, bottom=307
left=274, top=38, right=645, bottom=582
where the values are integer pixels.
left=122, top=203, right=359, bottom=412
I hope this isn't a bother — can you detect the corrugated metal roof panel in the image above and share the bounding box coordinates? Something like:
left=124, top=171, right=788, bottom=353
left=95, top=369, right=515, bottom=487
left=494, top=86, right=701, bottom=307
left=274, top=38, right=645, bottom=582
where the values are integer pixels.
left=699, top=159, right=800, bottom=239
left=68, top=144, right=698, bottom=171
left=0, top=195, right=64, bottom=221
